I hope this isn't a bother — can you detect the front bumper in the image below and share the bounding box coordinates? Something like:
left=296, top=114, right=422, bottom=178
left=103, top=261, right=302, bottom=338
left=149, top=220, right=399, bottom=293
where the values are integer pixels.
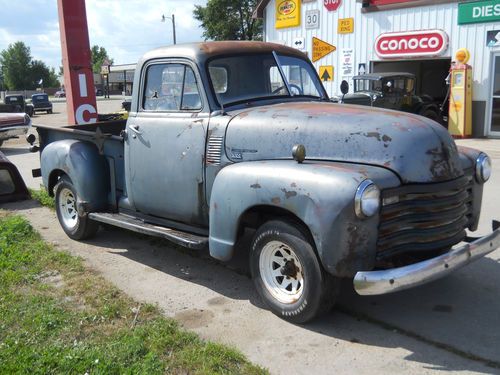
left=354, top=221, right=500, bottom=295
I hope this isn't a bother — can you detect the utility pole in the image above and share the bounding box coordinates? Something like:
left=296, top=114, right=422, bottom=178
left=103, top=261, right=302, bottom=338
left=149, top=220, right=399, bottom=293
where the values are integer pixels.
left=161, top=14, right=177, bottom=45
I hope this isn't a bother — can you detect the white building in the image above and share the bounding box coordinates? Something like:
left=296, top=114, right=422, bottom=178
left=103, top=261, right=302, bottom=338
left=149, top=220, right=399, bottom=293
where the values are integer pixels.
left=254, top=0, right=500, bottom=137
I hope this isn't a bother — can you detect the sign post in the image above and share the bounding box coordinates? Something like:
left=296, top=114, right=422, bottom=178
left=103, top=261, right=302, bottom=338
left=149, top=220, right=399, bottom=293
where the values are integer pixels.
left=57, top=0, right=97, bottom=125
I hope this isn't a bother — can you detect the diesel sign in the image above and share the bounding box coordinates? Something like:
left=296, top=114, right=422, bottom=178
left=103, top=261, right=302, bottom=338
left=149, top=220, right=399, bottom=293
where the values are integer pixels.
left=375, top=30, right=449, bottom=58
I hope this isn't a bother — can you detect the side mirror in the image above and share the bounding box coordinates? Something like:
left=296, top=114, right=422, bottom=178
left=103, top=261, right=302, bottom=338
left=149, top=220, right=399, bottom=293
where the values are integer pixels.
left=340, top=80, right=349, bottom=95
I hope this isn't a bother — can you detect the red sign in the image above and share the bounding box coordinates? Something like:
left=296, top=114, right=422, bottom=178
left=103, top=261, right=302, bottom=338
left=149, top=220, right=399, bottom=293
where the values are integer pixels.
left=375, top=30, right=449, bottom=59
left=324, top=0, right=342, bottom=12
left=57, top=0, right=97, bottom=125
left=370, top=0, right=416, bottom=5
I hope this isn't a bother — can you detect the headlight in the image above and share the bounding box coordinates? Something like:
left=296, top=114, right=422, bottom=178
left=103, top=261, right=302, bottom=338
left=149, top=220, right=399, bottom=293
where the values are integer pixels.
left=475, top=154, right=491, bottom=183
left=355, top=180, right=381, bottom=218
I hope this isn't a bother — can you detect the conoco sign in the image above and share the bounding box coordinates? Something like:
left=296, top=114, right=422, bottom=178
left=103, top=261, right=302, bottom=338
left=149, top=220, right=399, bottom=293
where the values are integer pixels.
left=375, top=30, right=449, bottom=58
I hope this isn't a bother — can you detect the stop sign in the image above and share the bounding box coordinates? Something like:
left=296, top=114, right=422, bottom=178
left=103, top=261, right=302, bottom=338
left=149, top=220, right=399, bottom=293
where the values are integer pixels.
left=324, top=0, right=342, bottom=11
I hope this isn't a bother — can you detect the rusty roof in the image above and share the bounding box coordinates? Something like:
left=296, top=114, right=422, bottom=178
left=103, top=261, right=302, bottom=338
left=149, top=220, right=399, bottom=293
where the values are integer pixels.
left=141, top=41, right=305, bottom=63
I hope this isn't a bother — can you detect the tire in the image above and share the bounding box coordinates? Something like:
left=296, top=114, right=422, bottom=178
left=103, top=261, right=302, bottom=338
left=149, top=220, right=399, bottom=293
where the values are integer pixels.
left=250, top=220, right=338, bottom=323
left=48, top=110, right=53, bottom=114
left=421, top=109, right=439, bottom=121
left=54, top=176, right=98, bottom=240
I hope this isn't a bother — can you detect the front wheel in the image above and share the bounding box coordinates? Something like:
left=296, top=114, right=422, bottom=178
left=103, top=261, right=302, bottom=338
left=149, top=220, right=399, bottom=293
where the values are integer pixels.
left=250, top=220, right=338, bottom=323
left=55, top=176, right=98, bottom=240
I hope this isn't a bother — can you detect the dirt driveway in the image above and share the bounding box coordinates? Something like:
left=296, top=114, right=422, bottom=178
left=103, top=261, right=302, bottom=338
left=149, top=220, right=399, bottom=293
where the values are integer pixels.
left=1, top=102, right=500, bottom=374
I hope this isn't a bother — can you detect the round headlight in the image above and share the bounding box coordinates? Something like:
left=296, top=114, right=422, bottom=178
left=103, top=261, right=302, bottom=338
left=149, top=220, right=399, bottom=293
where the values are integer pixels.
left=355, top=180, right=381, bottom=218
left=476, top=154, right=491, bottom=183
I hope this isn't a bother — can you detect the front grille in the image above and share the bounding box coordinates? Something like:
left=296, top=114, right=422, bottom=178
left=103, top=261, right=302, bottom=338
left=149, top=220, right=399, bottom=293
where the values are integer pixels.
left=376, top=175, right=474, bottom=265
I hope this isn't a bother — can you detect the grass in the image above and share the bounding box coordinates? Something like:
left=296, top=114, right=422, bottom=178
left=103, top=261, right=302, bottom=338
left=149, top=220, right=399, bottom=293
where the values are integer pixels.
left=0, top=213, right=266, bottom=374
left=29, top=187, right=55, bottom=209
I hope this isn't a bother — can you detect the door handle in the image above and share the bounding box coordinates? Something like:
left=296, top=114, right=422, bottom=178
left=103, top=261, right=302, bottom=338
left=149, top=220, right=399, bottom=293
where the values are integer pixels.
left=129, top=125, right=143, bottom=135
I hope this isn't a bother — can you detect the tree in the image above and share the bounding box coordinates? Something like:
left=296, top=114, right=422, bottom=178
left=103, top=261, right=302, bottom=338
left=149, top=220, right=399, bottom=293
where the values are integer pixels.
left=194, top=0, right=262, bottom=41
left=0, top=42, right=33, bottom=89
left=30, top=60, right=59, bottom=88
left=0, top=41, right=59, bottom=90
left=91, top=45, right=113, bottom=74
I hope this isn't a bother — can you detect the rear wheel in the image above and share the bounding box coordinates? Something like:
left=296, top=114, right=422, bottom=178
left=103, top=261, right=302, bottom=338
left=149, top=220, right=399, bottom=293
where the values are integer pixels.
left=47, top=109, right=53, bottom=114
left=55, top=176, right=98, bottom=240
left=250, top=220, right=338, bottom=323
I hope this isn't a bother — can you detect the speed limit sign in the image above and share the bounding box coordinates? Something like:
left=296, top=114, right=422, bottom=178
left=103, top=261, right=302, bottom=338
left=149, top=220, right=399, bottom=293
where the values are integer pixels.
left=305, top=10, right=320, bottom=30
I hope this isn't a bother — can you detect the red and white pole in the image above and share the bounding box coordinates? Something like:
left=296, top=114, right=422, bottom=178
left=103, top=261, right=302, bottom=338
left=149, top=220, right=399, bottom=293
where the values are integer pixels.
left=57, top=0, right=97, bottom=125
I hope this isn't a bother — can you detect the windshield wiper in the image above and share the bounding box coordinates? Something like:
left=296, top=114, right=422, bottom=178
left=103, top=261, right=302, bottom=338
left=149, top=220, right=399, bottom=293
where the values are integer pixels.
left=272, top=51, right=293, bottom=97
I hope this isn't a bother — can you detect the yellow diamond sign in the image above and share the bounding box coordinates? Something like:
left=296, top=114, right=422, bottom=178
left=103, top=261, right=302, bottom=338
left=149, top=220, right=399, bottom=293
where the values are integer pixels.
left=312, top=37, right=336, bottom=63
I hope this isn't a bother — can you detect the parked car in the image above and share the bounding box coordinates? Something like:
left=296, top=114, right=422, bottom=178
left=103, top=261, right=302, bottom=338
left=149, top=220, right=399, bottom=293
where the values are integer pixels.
left=0, top=150, right=30, bottom=203
left=31, top=93, right=53, bottom=114
left=0, top=112, right=31, bottom=147
left=54, top=90, right=66, bottom=98
left=0, top=95, right=34, bottom=117
left=340, top=73, right=441, bottom=122
left=31, top=41, right=499, bottom=323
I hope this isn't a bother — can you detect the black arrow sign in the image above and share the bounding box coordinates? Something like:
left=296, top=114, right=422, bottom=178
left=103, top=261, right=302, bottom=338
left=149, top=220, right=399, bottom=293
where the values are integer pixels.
left=294, top=40, right=303, bottom=46
left=321, top=69, right=331, bottom=82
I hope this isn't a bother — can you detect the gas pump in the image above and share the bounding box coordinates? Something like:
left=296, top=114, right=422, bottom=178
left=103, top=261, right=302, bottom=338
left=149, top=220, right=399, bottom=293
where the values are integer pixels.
left=448, top=48, right=472, bottom=138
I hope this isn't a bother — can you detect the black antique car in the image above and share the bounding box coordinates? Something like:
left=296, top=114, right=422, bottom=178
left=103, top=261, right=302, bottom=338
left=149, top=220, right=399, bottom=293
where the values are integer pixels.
left=31, top=93, right=53, bottom=114
left=341, top=73, right=441, bottom=122
left=0, top=95, right=35, bottom=117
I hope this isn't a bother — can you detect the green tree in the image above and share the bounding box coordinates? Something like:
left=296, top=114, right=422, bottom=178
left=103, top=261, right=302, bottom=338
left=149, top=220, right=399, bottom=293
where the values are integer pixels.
left=30, top=60, right=59, bottom=88
left=194, top=0, right=262, bottom=41
left=91, top=45, right=113, bottom=74
left=0, top=41, right=33, bottom=89
left=0, top=41, right=59, bottom=90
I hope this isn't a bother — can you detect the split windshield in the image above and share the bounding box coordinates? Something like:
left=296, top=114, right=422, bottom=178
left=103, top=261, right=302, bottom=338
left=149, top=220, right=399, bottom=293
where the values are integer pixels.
left=207, top=53, right=324, bottom=107
left=354, top=79, right=383, bottom=92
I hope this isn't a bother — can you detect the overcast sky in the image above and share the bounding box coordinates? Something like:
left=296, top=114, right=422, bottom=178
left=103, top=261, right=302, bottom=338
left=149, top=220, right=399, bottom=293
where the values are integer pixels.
left=0, top=0, right=206, bottom=70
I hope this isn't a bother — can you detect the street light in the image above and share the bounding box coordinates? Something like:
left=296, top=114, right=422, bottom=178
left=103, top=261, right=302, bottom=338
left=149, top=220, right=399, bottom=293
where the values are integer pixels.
left=161, top=14, right=177, bottom=45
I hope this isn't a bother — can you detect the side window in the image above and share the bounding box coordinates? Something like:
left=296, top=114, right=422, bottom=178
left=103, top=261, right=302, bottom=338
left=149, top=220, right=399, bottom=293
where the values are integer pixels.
left=143, top=64, right=202, bottom=112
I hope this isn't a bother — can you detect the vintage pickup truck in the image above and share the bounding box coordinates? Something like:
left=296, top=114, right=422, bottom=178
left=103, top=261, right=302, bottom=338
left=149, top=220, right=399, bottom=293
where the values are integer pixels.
left=31, top=42, right=499, bottom=323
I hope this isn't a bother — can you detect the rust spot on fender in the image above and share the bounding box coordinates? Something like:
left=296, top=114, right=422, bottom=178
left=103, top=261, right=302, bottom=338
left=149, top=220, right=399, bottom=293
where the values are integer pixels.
left=271, top=197, right=281, bottom=204
left=281, top=188, right=297, bottom=199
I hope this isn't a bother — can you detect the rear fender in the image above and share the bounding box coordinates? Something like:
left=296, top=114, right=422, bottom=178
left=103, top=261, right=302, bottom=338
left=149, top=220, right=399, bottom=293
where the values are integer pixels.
left=209, top=160, right=400, bottom=276
left=41, top=139, right=109, bottom=212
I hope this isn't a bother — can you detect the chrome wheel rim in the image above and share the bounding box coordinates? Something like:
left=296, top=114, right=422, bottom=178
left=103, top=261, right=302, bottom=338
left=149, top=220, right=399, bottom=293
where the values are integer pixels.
left=59, top=187, right=78, bottom=229
left=259, top=240, right=304, bottom=304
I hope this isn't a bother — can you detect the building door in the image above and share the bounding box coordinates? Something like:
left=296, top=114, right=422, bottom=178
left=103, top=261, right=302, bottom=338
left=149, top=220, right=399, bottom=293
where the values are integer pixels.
left=489, top=53, right=500, bottom=136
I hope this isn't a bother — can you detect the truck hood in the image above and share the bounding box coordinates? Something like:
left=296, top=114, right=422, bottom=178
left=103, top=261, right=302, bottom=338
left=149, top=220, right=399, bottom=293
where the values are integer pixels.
left=341, top=92, right=375, bottom=106
left=225, top=102, right=463, bottom=183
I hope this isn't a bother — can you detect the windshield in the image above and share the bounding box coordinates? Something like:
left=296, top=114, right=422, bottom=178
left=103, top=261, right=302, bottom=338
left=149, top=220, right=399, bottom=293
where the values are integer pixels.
left=32, top=95, right=48, bottom=102
left=207, top=53, right=324, bottom=107
left=354, top=79, right=383, bottom=93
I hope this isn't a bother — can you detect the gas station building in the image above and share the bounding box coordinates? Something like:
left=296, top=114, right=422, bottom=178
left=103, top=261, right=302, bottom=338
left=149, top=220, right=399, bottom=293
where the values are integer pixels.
left=254, top=0, right=500, bottom=138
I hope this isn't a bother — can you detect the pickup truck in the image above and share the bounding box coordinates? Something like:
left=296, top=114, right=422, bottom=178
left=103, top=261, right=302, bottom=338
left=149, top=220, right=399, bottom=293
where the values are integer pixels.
left=31, top=41, right=500, bottom=323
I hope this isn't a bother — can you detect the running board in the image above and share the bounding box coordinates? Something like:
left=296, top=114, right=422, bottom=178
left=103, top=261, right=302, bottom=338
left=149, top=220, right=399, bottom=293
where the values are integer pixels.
left=89, top=212, right=208, bottom=249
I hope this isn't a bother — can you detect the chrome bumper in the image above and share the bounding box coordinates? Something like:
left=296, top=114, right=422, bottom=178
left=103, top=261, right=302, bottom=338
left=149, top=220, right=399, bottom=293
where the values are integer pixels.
left=354, top=221, right=500, bottom=296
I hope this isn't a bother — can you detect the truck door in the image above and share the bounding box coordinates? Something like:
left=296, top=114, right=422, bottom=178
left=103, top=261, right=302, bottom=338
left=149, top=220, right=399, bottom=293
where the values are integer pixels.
left=125, top=60, right=209, bottom=226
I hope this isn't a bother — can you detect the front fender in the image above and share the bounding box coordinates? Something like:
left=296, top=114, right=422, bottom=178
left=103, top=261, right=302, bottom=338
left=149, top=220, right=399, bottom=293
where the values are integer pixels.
left=41, top=139, right=109, bottom=211
left=209, top=160, right=400, bottom=276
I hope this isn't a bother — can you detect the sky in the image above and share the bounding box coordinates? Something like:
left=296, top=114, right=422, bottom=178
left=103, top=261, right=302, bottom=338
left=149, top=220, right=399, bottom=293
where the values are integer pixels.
left=0, top=0, right=207, bottom=70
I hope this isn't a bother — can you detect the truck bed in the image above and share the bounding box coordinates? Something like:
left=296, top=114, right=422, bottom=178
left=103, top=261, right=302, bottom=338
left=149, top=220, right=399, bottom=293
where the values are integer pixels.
left=35, top=119, right=127, bottom=199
